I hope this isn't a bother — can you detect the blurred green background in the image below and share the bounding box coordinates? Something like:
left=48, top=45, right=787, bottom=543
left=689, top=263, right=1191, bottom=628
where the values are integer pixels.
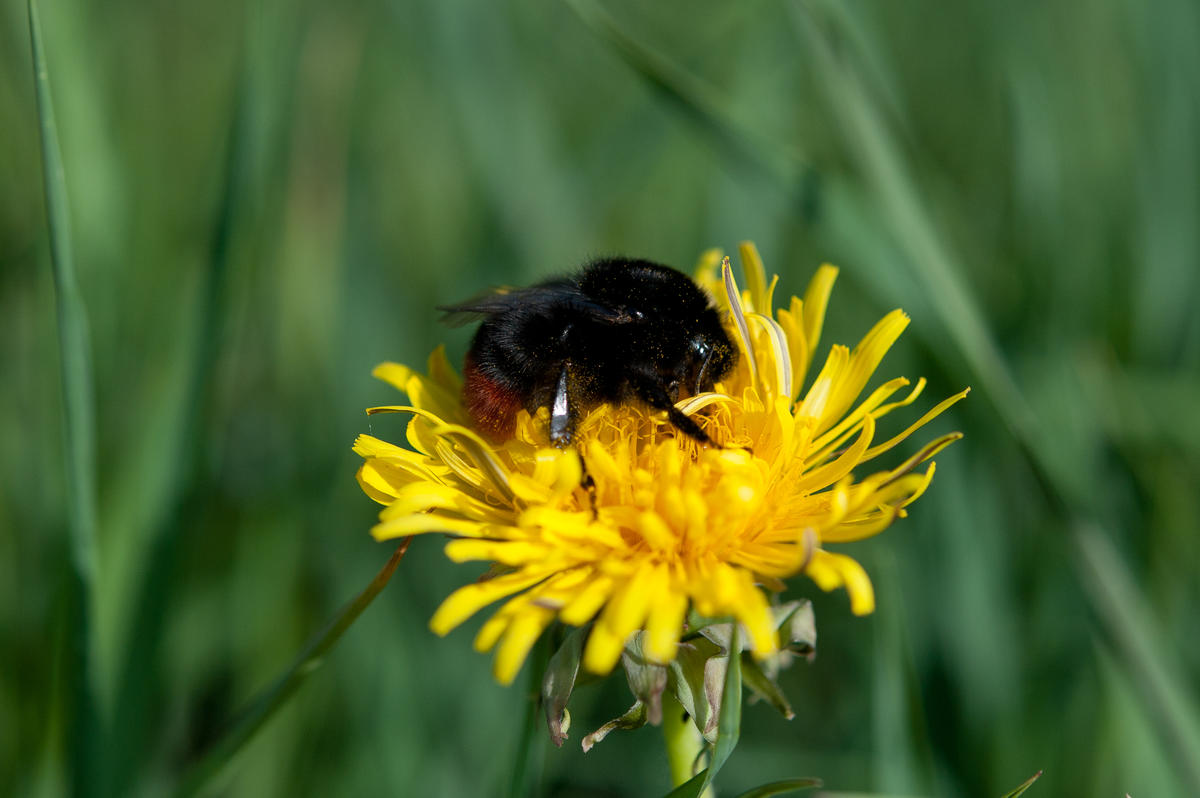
left=4, top=0, right=1199, bottom=795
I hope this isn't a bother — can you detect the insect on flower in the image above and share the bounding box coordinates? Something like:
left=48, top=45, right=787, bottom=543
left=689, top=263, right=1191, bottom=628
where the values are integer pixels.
left=356, top=244, right=970, bottom=686
left=440, top=258, right=737, bottom=446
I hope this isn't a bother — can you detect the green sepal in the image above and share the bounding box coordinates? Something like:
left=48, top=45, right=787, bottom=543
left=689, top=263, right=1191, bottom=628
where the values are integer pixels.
left=662, top=625, right=747, bottom=797
left=622, top=632, right=670, bottom=725
left=755, top=600, right=818, bottom=688
left=542, top=624, right=587, bottom=747
left=688, top=601, right=816, bottom=725
left=667, top=635, right=727, bottom=743
left=709, top=624, right=743, bottom=776
left=581, top=700, right=648, bottom=752
left=697, top=601, right=815, bottom=660
left=740, top=653, right=795, bottom=720
left=775, top=600, right=817, bottom=658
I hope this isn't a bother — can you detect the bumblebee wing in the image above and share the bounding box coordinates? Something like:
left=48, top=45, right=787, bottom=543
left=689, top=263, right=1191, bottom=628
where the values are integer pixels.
left=437, top=286, right=523, bottom=327
left=439, top=280, right=626, bottom=327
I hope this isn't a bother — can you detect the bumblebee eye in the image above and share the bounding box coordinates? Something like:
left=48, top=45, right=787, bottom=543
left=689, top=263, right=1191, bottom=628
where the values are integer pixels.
left=692, top=338, right=710, bottom=358
left=615, top=306, right=645, bottom=323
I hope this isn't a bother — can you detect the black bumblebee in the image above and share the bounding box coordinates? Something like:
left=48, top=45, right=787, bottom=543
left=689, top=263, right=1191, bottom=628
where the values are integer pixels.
left=441, top=257, right=737, bottom=446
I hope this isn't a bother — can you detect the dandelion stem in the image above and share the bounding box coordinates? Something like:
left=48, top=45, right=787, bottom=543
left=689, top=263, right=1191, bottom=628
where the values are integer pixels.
left=663, top=692, right=713, bottom=798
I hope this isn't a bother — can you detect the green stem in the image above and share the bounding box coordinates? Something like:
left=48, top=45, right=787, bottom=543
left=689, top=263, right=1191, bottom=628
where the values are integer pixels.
left=663, top=693, right=713, bottom=798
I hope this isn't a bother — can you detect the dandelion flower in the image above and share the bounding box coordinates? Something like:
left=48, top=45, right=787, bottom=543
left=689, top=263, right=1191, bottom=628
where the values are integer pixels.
left=355, top=244, right=967, bottom=685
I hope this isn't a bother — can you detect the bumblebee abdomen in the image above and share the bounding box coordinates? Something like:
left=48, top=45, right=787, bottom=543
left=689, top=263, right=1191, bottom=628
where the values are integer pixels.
left=462, top=351, right=525, bottom=439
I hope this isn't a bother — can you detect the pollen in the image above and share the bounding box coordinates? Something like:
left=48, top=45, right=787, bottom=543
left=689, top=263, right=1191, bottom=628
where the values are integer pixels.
left=356, top=243, right=968, bottom=685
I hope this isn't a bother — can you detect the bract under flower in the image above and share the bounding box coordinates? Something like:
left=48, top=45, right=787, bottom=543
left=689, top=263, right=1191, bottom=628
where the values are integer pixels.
left=356, top=244, right=967, bottom=684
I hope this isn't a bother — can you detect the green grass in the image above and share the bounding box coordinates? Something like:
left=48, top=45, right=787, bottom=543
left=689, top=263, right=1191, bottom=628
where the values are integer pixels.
left=27, top=1, right=100, bottom=794
left=4, top=0, right=1199, bottom=796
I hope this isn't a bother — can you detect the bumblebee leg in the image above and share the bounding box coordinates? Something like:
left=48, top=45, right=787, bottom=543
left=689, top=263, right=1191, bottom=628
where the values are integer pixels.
left=579, top=456, right=598, bottom=517
left=550, top=362, right=572, bottom=446
left=630, top=373, right=713, bottom=445
left=664, top=406, right=712, bottom=445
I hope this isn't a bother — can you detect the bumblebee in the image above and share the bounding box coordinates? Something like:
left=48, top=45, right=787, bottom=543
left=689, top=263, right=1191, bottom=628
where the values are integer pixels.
left=441, top=258, right=737, bottom=446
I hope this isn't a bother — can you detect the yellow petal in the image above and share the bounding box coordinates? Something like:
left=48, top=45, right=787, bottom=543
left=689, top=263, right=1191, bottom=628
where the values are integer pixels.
left=432, top=424, right=517, bottom=503
left=492, top=606, right=556, bottom=685
left=372, top=362, right=418, bottom=393
left=382, top=481, right=511, bottom=521
left=506, top=473, right=553, bottom=504
left=738, top=241, right=768, bottom=313
left=818, top=310, right=910, bottom=436
left=805, top=549, right=875, bottom=615
left=582, top=564, right=660, bottom=673
left=430, top=569, right=554, bottom=635
left=693, top=247, right=725, bottom=289
left=723, top=258, right=760, bottom=391
left=356, top=463, right=408, bottom=505
left=732, top=569, right=778, bottom=658
left=747, top=312, right=792, bottom=399
left=776, top=297, right=809, bottom=399
left=800, top=264, right=838, bottom=378
left=559, top=573, right=615, bottom=626
left=675, top=391, right=737, bottom=417
left=806, top=377, right=914, bottom=461
left=599, top=564, right=657, bottom=641
left=796, top=344, right=848, bottom=422
left=370, top=513, right=493, bottom=541
left=860, top=389, right=970, bottom=462
left=427, top=345, right=463, bottom=394
left=582, top=621, right=627, bottom=675
left=445, top=539, right=549, bottom=565
left=796, top=414, right=875, bottom=493
left=473, top=611, right=509, bottom=654
left=353, top=433, right=412, bottom=459
left=820, top=505, right=902, bottom=543
left=635, top=511, right=676, bottom=551
left=643, top=587, right=688, bottom=664
left=873, top=462, right=938, bottom=509
left=522, top=506, right=626, bottom=550
left=550, top=448, right=583, bottom=497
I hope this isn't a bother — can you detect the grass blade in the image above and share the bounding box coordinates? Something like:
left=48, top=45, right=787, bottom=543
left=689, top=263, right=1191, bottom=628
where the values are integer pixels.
left=788, top=2, right=1039, bottom=461
left=566, top=0, right=811, bottom=195
left=104, top=33, right=253, bottom=795
left=730, top=778, right=822, bottom=798
left=172, top=538, right=414, bottom=798
left=999, top=769, right=1042, bottom=798
left=1074, top=526, right=1200, bottom=793
left=788, top=7, right=1200, bottom=788
left=28, top=0, right=102, bottom=794
left=28, top=0, right=98, bottom=642
left=664, top=770, right=710, bottom=798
